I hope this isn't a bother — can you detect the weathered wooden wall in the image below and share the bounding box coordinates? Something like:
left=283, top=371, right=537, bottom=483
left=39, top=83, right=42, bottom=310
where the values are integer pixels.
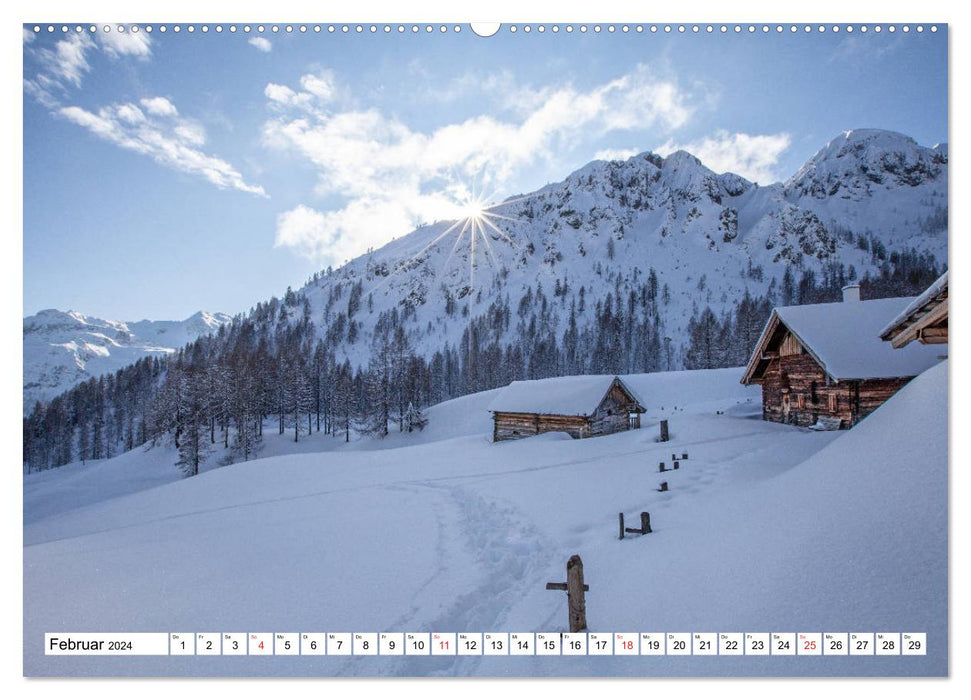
left=493, top=412, right=590, bottom=441
left=588, top=383, right=638, bottom=436
left=760, top=353, right=913, bottom=428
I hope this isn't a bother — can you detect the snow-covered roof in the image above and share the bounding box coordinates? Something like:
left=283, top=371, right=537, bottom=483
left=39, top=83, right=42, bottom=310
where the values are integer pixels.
left=763, top=297, right=944, bottom=381
left=880, top=272, right=948, bottom=340
left=488, top=375, right=644, bottom=416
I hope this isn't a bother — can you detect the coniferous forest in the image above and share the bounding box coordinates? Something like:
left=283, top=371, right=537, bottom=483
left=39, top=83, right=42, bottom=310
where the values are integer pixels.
left=23, top=247, right=943, bottom=476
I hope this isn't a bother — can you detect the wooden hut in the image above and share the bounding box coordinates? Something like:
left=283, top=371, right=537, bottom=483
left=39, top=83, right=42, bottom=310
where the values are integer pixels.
left=490, top=375, right=645, bottom=442
left=741, top=285, right=943, bottom=429
left=880, top=272, right=948, bottom=348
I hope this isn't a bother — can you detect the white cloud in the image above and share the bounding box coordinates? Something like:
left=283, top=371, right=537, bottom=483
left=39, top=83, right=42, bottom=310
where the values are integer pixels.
left=25, top=33, right=258, bottom=197
left=275, top=205, right=334, bottom=259
left=174, top=120, right=207, bottom=147
left=248, top=37, right=272, bottom=53
left=115, top=103, right=145, bottom=124
left=656, top=130, right=792, bottom=184
left=41, top=33, right=93, bottom=88
left=60, top=99, right=265, bottom=196
left=263, top=64, right=695, bottom=264
left=299, top=71, right=335, bottom=101
left=96, top=28, right=152, bottom=59
left=264, top=83, right=314, bottom=110
left=593, top=148, right=640, bottom=162
left=264, top=71, right=337, bottom=112
left=24, top=27, right=151, bottom=105
left=140, top=96, right=178, bottom=117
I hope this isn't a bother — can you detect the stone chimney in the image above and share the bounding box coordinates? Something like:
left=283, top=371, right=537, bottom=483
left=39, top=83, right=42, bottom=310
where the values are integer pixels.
left=842, top=284, right=861, bottom=303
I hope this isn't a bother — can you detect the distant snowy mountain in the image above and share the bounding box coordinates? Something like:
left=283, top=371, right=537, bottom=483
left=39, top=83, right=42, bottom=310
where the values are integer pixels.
left=299, top=128, right=947, bottom=368
left=23, top=309, right=231, bottom=413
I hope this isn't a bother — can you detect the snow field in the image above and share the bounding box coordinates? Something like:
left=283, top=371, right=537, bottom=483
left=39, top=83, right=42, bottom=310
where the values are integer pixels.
left=23, top=365, right=946, bottom=676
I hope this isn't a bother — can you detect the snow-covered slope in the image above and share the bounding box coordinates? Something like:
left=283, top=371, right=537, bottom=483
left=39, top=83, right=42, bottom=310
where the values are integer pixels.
left=22, top=308, right=231, bottom=413
left=23, top=363, right=944, bottom=676
left=298, top=128, right=947, bottom=368
left=23, top=367, right=753, bottom=522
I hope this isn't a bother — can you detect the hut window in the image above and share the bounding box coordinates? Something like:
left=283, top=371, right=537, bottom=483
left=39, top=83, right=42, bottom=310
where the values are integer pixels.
left=810, top=381, right=818, bottom=403
left=828, top=394, right=837, bottom=412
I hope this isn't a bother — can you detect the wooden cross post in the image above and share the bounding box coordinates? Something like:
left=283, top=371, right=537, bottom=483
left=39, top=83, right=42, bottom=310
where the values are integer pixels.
left=659, top=420, right=669, bottom=442
left=546, top=555, right=589, bottom=633
left=624, top=511, right=653, bottom=536
left=659, top=461, right=666, bottom=473
left=658, top=481, right=668, bottom=492
left=673, top=460, right=680, bottom=470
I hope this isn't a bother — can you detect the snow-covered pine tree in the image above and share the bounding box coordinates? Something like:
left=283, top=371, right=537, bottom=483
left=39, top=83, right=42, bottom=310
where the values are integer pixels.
left=175, top=372, right=209, bottom=477
left=404, top=402, right=427, bottom=432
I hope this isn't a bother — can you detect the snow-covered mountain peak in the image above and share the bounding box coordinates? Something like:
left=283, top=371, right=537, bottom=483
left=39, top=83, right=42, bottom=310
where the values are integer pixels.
left=25, top=308, right=125, bottom=334
left=23, top=308, right=232, bottom=413
left=662, top=149, right=705, bottom=170
left=785, top=128, right=946, bottom=199
left=281, top=129, right=946, bottom=389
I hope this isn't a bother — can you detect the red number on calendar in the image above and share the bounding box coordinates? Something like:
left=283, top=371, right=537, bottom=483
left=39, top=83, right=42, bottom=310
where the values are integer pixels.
left=623, top=641, right=634, bottom=650
left=258, top=641, right=264, bottom=650
left=804, top=640, right=816, bottom=650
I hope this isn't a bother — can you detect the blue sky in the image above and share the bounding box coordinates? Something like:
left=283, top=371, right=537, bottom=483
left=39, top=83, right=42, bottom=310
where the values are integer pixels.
left=23, top=23, right=947, bottom=321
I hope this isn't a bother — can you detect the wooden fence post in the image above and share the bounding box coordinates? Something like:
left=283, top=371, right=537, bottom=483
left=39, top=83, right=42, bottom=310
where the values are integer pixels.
left=640, top=512, right=652, bottom=534
left=566, top=555, right=588, bottom=633
left=659, top=420, right=669, bottom=442
left=618, top=512, right=625, bottom=540
left=673, top=460, right=680, bottom=470
left=546, top=555, right=590, bottom=633
left=658, top=481, right=668, bottom=492
left=659, top=461, right=666, bottom=472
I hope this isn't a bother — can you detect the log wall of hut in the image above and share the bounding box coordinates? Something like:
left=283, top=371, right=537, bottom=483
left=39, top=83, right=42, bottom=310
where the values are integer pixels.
left=759, top=353, right=913, bottom=428
left=492, top=412, right=591, bottom=441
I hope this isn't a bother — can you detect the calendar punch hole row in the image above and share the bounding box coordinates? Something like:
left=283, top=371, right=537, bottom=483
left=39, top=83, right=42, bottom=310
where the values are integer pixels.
left=45, top=632, right=927, bottom=656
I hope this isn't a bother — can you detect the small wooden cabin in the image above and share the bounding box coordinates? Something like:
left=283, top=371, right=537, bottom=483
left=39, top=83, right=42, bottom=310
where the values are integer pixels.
left=741, top=286, right=943, bottom=429
left=490, top=375, right=645, bottom=442
left=880, top=272, right=948, bottom=348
